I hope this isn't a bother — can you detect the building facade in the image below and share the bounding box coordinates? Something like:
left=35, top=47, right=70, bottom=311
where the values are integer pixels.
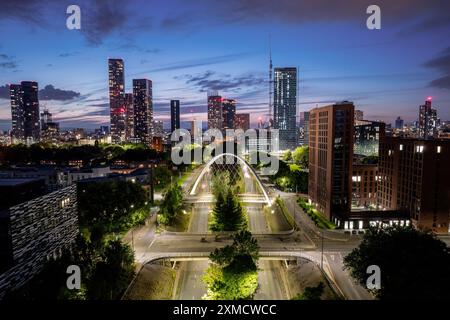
left=10, top=81, right=40, bottom=145
left=377, top=137, right=450, bottom=233
left=222, top=99, right=236, bottom=130
left=207, top=94, right=222, bottom=130
left=124, top=93, right=134, bottom=141
left=170, top=100, right=180, bottom=133
left=108, top=59, right=126, bottom=144
left=0, top=185, right=78, bottom=296
left=133, top=79, right=153, bottom=145
left=308, top=102, right=354, bottom=221
left=352, top=163, right=378, bottom=208
left=273, top=67, right=297, bottom=150
left=418, top=97, right=439, bottom=139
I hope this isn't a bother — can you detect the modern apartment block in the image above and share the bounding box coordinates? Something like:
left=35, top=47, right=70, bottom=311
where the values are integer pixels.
left=170, top=100, right=180, bottom=133
left=273, top=67, right=297, bottom=150
left=207, top=94, right=223, bottom=130
left=0, top=184, right=78, bottom=296
left=378, top=137, right=450, bottom=233
left=108, top=59, right=126, bottom=144
left=352, top=163, right=378, bottom=208
left=308, top=102, right=354, bottom=221
left=10, top=81, right=40, bottom=145
left=222, top=98, right=236, bottom=130
left=418, top=97, right=439, bottom=139
left=133, top=79, right=153, bottom=145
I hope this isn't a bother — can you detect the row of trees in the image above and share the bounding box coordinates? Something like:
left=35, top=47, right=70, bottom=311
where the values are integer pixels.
left=77, top=180, right=149, bottom=244
left=203, top=231, right=260, bottom=300
left=0, top=143, right=164, bottom=166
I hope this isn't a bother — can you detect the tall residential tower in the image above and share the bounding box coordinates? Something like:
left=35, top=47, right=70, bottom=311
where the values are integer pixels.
left=273, top=67, right=297, bottom=150
left=108, top=59, right=126, bottom=143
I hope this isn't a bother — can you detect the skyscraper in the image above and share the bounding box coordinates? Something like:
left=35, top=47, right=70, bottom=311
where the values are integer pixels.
left=170, top=100, right=180, bottom=133
left=153, top=120, right=164, bottom=138
left=10, top=81, right=40, bottom=144
left=207, top=93, right=222, bottom=130
left=40, top=108, right=52, bottom=129
left=273, top=67, right=297, bottom=150
left=395, top=116, right=404, bottom=130
left=108, top=59, right=126, bottom=143
left=222, top=98, right=236, bottom=130
left=124, top=93, right=134, bottom=141
left=133, top=79, right=153, bottom=145
left=418, top=97, right=439, bottom=139
left=308, top=102, right=354, bottom=221
left=10, top=84, right=24, bottom=144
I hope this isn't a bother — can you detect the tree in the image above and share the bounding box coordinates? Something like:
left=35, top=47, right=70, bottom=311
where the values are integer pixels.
left=159, top=183, right=183, bottom=225
left=292, top=146, right=308, bottom=168
left=293, top=282, right=324, bottom=300
left=210, top=188, right=247, bottom=232
left=87, top=239, right=135, bottom=300
left=344, top=226, right=450, bottom=300
left=77, top=180, right=148, bottom=240
left=204, top=231, right=260, bottom=300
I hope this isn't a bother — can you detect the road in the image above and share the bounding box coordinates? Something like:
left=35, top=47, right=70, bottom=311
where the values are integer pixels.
left=177, top=202, right=210, bottom=299
left=246, top=204, right=286, bottom=299
left=247, top=204, right=268, bottom=233
left=177, top=261, right=209, bottom=300
left=128, top=166, right=374, bottom=300
left=188, top=203, right=210, bottom=233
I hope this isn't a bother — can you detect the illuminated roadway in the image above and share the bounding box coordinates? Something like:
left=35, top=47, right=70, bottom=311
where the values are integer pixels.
left=126, top=164, right=374, bottom=300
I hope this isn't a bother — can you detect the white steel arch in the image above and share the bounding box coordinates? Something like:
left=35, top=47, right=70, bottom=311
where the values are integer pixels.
left=189, top=153, right=272, bottom=205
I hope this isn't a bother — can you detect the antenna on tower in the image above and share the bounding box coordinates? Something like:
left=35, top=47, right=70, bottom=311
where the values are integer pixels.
left=268, top=35, right=273, bottom=128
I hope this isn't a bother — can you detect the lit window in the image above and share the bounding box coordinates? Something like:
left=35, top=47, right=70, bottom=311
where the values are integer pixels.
left=399, top=144, right=403, bottom=151
left=437, top=146, right=441, bottom=153
left=416, top=145, right=424, bottom=153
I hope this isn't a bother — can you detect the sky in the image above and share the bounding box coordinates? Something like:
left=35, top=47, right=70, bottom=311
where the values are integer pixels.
left=0, top=0, right=449, bottom=130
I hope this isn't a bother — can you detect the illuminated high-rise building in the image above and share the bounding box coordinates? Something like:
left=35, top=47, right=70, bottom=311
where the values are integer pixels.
left=170, top=100, right=180, bottom=133
left=133, top=79, right=153, bottom=145
left=273, top=67, right=297, bottom=150
left=418, top=97, right=439, bottom=139
left=10, top=81, right=40, bottom=144
left=207, top=93, right=222, bottom=130
left=108, top=58, right=126, bottom=143
left=222, top=98, right=236, bottom=130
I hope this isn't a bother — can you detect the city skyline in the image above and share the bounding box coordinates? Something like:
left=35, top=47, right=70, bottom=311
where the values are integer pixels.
left=0, top=1, right=450, bottom=131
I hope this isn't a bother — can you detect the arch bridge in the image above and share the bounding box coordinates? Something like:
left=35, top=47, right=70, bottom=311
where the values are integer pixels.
left=187, top=153, right=272, bottom=205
